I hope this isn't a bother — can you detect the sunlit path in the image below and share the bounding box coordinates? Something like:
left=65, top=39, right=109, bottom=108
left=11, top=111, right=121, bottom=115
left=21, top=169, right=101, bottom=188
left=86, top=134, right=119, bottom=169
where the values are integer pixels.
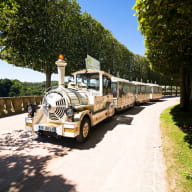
left=0, top=97, right=179, bottom=192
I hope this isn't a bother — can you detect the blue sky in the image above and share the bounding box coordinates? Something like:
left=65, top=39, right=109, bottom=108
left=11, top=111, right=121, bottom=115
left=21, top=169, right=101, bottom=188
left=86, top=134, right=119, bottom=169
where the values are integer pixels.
left=0, top=0, right=145, bottom=82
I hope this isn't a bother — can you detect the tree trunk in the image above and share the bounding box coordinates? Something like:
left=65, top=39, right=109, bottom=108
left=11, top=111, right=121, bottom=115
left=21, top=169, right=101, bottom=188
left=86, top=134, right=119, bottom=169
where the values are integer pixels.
left=190, top=78, right=192, bottom=102
left=164, top=85, right=167, bottom=96
left=45, top=71, right=52, bottom=89
left=176, top=86, right=178, bottom=96
left=180, top=67, right=191, bottom=111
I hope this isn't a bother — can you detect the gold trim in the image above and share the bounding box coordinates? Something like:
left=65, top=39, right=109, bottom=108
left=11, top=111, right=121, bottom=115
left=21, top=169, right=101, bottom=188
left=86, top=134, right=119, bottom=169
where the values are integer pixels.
left=64, top=128, right=77, bottom=133
left=26, top=122, right=32, bottom=127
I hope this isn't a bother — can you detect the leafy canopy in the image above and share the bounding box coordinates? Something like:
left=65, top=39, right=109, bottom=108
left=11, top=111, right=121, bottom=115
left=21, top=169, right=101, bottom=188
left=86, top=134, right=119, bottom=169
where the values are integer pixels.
left=134, top=0, right=192, bottom=77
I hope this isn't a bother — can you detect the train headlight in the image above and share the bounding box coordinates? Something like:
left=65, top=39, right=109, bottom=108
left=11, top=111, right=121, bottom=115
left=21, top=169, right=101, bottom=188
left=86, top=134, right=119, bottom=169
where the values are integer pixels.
left=27, top=104, right=37, bottom=117
left=65, top=107, right=74, bottom=118
left=27, top=105, right=33, bottom=114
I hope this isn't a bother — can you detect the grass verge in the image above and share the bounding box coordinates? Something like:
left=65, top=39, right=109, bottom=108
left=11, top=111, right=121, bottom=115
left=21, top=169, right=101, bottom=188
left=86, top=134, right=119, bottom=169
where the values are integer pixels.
left=160, top=104, right=192, bottom=192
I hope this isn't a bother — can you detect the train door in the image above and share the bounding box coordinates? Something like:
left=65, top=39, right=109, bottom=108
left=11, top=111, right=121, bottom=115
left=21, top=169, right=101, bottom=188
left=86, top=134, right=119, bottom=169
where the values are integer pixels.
left=102, top=75, right=114, bottom=113
left=103, top=75, right=112, bottom=96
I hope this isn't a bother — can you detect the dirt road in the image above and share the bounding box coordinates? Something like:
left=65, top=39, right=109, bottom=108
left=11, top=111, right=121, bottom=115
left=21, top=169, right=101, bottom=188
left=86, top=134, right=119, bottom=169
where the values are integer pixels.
left=0, top=97, right=179, bottom=192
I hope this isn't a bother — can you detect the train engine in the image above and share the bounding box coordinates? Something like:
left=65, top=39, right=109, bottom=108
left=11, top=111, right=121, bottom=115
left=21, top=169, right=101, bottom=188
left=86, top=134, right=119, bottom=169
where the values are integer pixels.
left=25, top=55, right=115, bottom=142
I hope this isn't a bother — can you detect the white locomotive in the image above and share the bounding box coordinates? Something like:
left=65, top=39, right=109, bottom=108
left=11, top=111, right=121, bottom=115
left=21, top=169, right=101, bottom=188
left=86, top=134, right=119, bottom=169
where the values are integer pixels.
left=25, top=55, right=162, bottom=142
left=25, top=55, right=115, bottom=142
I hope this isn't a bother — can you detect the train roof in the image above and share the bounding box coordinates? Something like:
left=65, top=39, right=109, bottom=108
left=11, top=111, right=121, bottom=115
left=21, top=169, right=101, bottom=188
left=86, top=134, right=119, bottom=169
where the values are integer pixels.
left=131, top=81, right=161, bottom=87
left=131, top=81, right=148, bottom=86
left=72, top=69, right=161, bottom=88
left=146, top=83, right=161, bottom=87
left=72, top=69, right=112, bottom=78
left=111, top=76, right=130, bottom=83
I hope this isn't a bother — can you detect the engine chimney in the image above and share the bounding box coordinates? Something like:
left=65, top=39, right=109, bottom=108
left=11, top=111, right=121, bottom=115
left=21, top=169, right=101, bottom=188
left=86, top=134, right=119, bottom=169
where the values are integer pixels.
left=55, top=54, right=67, bottom=87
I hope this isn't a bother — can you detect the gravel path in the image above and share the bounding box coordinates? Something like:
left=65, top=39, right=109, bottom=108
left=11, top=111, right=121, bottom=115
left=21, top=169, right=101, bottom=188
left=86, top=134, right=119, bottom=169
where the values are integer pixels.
left=0, top=97, right=179, bottom=192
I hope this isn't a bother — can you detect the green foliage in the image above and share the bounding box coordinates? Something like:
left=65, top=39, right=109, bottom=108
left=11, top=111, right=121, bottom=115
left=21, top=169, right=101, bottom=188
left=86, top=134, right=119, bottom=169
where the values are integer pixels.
left=134, top=0, right=192, bottom=109
left=134, top=0, right=192, bottom=75
left=0, top=79, right=13, bottom=97
left=160, top=105, right=192, bottom=191
left=0, top=0, right=166, bottom=87
left=8, top=80, right=21, bottom=96
left=0, top=79, right=58, bottom=97
left=0, top=0, right=82, bottom=87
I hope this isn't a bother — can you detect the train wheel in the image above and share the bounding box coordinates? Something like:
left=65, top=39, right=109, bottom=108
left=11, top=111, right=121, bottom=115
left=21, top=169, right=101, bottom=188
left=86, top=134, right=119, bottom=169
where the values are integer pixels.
left=76, top=117, right=90, bottom=143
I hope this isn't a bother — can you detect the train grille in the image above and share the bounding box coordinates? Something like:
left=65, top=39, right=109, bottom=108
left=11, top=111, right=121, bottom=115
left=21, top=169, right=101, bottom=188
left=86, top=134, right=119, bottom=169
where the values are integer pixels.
left=43, top=91, right=66, bottom=121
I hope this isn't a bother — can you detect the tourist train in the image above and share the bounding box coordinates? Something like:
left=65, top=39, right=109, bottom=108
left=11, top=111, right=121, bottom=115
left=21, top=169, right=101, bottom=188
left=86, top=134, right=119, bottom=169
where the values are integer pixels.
left=25, top=55, right=162, bottom=142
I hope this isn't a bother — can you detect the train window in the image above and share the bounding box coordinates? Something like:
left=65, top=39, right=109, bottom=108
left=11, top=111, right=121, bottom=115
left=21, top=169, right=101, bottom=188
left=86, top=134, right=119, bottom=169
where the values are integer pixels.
left=150, top=86, right=152, bottom=93
left=128, top=84, right=134, bottom=93
left=138, top=85, right=141, bottom=93
left=119, top=82, right=125, bottom=97
left=146, top=86, right=150, bottom=93
left=103, top=75, right=112, bottom=95
left=129, top=84, right=132, bottom=93
left=111, top=82, right=117, bottom=97
left=76, top=73, right=100, bottom=90
left=153, top=87, right=157, bottom=93
left=134, top=85, right=137, bottom=94
left=132, top=85, right=134, bottom=92
left=124, top=83, right=129, bottom=94
left=130, top=84, right=134, bottom=93
left=141, top=85, right=146, bottom=93
left=150, top=87, right=153, bottom=93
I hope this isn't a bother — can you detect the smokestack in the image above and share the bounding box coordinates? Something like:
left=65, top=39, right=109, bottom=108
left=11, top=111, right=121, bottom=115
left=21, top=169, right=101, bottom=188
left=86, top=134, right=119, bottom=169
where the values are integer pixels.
left=55, top=54, right=67, bottom=87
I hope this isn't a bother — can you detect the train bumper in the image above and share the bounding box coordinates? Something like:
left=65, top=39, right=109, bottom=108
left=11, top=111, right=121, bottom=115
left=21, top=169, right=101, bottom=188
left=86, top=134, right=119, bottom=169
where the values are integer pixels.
left=25, top=117, right=33, bottom=131
left=25, top=117, right=80, bottom=138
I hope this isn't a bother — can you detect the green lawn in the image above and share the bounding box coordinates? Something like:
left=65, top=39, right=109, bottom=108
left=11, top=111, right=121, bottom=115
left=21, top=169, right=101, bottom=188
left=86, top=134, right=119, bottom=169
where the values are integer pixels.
left=160, top=105, right=192, bottom=192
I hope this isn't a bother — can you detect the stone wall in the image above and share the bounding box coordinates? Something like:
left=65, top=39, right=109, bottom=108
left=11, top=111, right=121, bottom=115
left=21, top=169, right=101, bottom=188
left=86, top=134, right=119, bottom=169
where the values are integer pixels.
left=0, top=96, right=43, bottom=117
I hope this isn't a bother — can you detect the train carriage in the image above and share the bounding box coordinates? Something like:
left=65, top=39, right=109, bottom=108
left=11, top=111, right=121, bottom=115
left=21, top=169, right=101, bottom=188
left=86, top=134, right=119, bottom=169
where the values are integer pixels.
left=149, top=83, right=162, bottom=101
left=111, top=76, right=135, bottom=111
left=132, top=81, right=151, bottom=104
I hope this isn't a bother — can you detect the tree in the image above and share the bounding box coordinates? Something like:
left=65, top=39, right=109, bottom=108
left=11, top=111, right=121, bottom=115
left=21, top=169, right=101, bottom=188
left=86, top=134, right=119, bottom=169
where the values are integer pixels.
left=134, top=0, right=192, bottom=110
left=77, top=12, right=116, bottom=72
left=0, top=0, right=164, bottom=91
left=0, top=0, right=81, bottom=88
left=8, top=80, right=21, bottom=97
left=0, top=79, right=13, bottom=97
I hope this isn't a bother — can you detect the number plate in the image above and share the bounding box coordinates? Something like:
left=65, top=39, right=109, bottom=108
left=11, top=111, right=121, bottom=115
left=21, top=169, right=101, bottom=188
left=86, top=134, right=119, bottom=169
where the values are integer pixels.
left=38, top=125, right=56, bottom=132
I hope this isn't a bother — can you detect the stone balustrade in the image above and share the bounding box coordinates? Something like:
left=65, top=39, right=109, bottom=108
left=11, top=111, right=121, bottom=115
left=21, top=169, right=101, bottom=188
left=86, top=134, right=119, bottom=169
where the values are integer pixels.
left=0, top=96, right=43, bottom=117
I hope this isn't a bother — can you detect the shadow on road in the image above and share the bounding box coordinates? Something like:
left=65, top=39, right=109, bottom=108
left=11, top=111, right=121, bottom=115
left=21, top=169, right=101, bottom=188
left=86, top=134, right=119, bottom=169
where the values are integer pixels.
left=0, top=130, right=70, bottom=157
left=0, top=131, right=76, bottom=192
left=35, top=101, right=160, bottom=150
left=126, top=106, right=145, bottom=115
left=33, top=112, right=134, bottom=150
left=0, top=154, right=76, bottom=192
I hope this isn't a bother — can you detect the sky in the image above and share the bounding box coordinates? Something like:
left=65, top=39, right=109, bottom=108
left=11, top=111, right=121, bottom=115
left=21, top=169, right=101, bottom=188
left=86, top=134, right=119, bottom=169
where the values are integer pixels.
left=0, top=0, right=145, bottom=82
